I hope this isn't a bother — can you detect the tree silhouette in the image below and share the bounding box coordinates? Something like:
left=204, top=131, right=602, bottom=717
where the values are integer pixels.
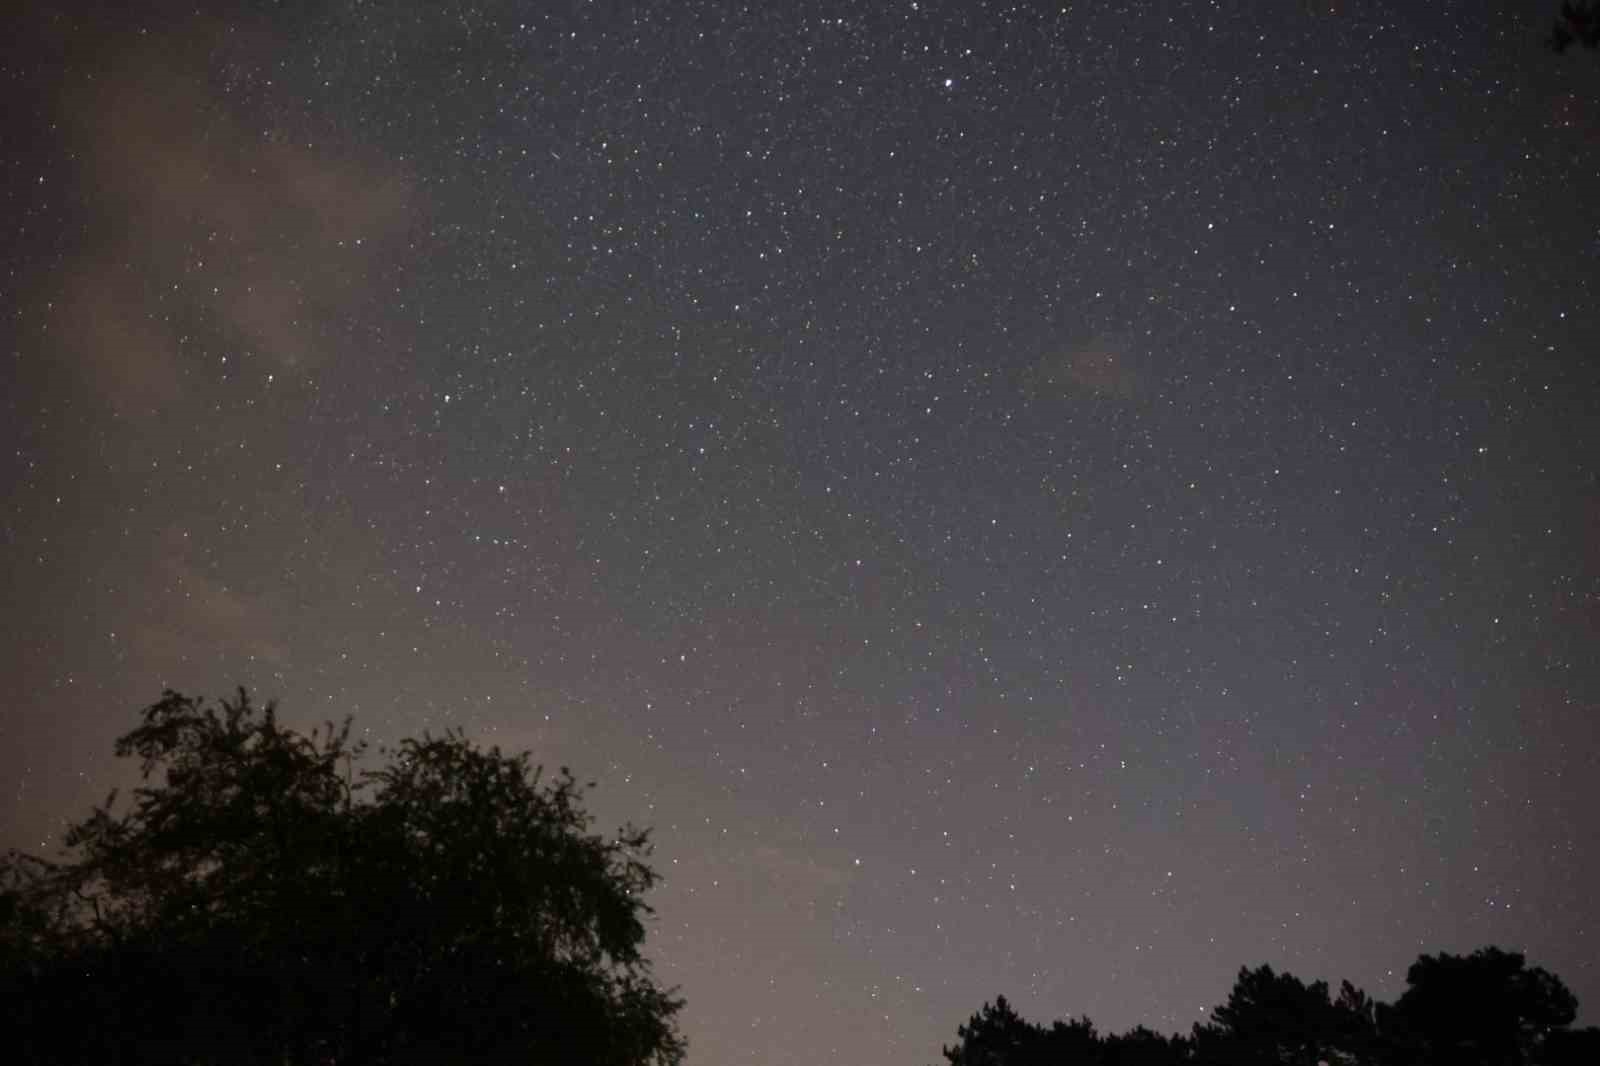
left=1192, top=964, right=1374, bottom=1066
left=0, top=688, right=685, bottom=1066
left=1393, top=947, right=1576, bottom=1066
left=941, top=996, right=1045, bottom=1066
left=941, top=995, right=1106, bottom=1066
left=938, top=947, right=1596, bottom=1066
left=1543, top=1024, right=1600, bottom=1065
left=1101, top=1025, right=1188, bottom=1066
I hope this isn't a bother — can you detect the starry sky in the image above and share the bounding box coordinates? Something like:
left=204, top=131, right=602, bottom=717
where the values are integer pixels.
left=4, top=2, right=1599, bottom=1063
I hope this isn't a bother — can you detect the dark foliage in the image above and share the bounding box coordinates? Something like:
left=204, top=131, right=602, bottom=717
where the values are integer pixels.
left=1393, top=947, right=1577, bottom=1066
left=940, top=946, right=1596, bottom=1066
left=0, top=689, right=685, bottom=1066
left=941, top=996, right=1115, bottom=1066
left=1192, top=964, right=1362, bottom=1066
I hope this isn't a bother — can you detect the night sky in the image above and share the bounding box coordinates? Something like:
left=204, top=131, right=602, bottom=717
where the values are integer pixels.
left=5, top=2, right=1599, bottom=1063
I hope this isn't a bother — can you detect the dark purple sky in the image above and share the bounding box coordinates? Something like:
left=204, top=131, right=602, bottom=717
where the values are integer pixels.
left=4, top=2, right=1598, bottom=1063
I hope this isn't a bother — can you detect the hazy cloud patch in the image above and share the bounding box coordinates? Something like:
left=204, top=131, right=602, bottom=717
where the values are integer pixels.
left=46, top=16, right=414, bottom=415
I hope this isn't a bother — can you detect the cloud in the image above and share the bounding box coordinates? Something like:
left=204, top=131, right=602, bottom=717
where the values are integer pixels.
left=748, top=844, right=856, bottom=901
left=44, top=15, right=414, bottom=414
left=53, top=260, right=184, bottom=416
left=1030, top=336, right=1144, bottom=401
left=128, top=526, right=289, bottom=673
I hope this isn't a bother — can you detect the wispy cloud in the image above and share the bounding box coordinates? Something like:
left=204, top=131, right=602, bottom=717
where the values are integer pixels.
left=45, top=16, right=414, bottom=415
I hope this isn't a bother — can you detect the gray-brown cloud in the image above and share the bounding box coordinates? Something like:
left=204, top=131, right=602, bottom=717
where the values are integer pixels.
left=127, top=525, right=291, bottom=674
left=1029, top=336, right=1144, bottom=401
left=47, top=16, right=414, bottom=415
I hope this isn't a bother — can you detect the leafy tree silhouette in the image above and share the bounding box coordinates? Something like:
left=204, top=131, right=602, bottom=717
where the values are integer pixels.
left=1543, top=1024, right=1600, bottom=1065
left=940, top=996, right=1042, bottom=1066
left=1101, top=1025, right=1188, bottom=1066
left=938, top=947, right=1599, bottom=1066
left=1192, top=964, right=1374, bottom=1066
left=0, top=689, right=685, bottom=1066
left=941, top=996, right=1102, bottom=1066
left=1393, top=947, right=1577, bottom=1066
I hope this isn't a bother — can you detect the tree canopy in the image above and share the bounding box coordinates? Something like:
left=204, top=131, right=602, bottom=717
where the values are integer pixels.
left=941, top=946, right=1597, bottom=1066
left=1394, top=947, right=1578, bottom=1066
left=0, top=689, right=685, bottom=1066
